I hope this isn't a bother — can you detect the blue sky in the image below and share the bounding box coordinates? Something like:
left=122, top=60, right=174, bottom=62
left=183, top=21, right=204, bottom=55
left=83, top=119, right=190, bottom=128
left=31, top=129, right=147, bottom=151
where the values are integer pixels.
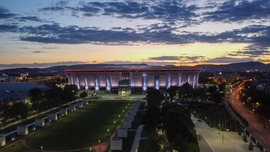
left=0, top=0, right=270, bottom=69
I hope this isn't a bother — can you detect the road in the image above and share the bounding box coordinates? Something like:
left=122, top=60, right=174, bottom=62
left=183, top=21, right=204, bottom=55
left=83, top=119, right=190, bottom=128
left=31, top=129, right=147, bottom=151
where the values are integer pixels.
left=226, top=85, right=270, bottom=151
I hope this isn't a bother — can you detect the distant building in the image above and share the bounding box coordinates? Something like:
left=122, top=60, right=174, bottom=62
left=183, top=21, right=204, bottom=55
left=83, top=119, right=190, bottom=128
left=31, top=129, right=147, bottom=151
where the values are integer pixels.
left=0, top=82, right=51, bottom=103
left=65, top=66, right=202, bottom=95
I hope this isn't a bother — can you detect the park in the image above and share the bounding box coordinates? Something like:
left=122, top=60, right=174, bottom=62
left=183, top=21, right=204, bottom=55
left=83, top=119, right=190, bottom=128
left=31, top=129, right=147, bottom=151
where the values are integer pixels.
left=1, top=99, right=141, bottom=151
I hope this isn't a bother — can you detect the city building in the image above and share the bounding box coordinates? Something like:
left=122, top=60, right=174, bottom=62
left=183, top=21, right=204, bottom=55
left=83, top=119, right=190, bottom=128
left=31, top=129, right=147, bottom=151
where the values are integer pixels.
left=65, top=66, right=202, bottom=95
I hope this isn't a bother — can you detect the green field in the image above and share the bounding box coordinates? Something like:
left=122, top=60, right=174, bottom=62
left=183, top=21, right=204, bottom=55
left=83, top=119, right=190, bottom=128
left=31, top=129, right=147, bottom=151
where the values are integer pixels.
left=26, top=100, right=134, bottom=150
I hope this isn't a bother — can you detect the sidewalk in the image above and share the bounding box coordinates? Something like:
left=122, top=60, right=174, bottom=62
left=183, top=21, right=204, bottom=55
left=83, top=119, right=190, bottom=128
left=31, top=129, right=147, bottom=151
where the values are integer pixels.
left=130, top=125, right=144, bottom=152
left=192, top=115, right=261, bottom=152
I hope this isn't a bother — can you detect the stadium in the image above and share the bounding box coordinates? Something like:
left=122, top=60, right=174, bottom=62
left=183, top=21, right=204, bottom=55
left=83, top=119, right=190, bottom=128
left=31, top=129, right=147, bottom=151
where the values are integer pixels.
left=65, top=66, right=202, bottom=95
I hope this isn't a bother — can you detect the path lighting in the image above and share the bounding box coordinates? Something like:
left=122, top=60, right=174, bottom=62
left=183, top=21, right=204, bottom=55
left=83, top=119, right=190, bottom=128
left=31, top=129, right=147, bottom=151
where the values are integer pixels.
left=99, top=140, right=101, bottom=149
left=107, top=129, right=109, bottom=136
left=194, top=111, right=196, bottom=114
left=90, top=148, right=91, bottom=151
left=41, top=146, right=43, bottom=151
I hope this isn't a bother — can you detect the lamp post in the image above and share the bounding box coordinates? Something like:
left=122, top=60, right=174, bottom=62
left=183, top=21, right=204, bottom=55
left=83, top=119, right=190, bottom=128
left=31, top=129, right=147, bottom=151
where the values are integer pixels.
left=114, top=120, right=116, bottom=128
left=219, top=124, right=220, bottom=134
left=99, top=140, right=101, bottom=149
left=90, top=148, right=91, bottom=151
left=107, top=129, right=109, bottom=137
left=41, top=146, right=43, bottom=151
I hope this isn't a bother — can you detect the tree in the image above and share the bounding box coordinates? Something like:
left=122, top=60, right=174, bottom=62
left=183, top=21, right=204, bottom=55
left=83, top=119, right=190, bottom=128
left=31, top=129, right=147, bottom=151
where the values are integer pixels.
left=146, top=89, right=163, bottom=108
left=243, top=134, right=248, bottom=143
left=62, top=85, right=78, bottom=104
left=146, top=132, right=161, bottom=152
left=248, top=141, right=253, bottom=151
left=80, top=91, right=87, bottom=98
left=12, top=102, right=29, bottom=121
left=0, top=103, right=11, bottom=123
left=166, top=86, right=178, bottom=102
left=29, top=87, right=43, bottom=104
left=218, top=82, right=226, bottom=92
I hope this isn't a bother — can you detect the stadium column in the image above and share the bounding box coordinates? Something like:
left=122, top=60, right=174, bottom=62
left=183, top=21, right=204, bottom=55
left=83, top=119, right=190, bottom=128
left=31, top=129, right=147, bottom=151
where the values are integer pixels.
left=84, top=76, right=89, bottom=90
left=155, top=75, right=159, bottom=90
left=95, top=76, right=99, bottom=91
left=193, top=75, right=196, bottom=88
left=106, top=75, right=111, bottom=91
left=178, top=74, right=182, bottom=86
left=142, top=73, right=147, bottom=92
left=187, top=75, right=190, bottom=84
left=167, top=74, right=171, bottom=89
left=71, top=76, right=74, bottom=85
left=196, top=73, right=200, bottom=87
left=76, top=76, right=80, bottom=90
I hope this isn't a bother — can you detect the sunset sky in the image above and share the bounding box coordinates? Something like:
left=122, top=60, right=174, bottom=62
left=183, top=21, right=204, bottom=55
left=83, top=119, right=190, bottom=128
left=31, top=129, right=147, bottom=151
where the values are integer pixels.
left=0, top=0, right=270, bottom=69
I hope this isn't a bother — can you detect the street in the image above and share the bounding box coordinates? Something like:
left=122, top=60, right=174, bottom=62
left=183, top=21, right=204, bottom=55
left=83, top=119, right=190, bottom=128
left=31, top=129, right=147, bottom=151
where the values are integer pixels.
left=226, top=85, right=270, bottom=151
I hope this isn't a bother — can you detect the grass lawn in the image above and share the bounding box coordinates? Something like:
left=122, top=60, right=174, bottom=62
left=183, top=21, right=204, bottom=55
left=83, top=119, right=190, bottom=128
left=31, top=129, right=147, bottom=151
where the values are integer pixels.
left=188, top=102, right=239, bottom=132
left=26, top=100, right=134, bottom=151
left=0, top=142, right=31, bottom=152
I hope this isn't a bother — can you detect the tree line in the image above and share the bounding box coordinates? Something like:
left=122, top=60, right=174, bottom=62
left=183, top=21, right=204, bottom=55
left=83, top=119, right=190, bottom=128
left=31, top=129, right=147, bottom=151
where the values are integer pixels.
left=240, top=81, right=270, bottom=122
left=141, top=89, right=196, bottom=152
left=166, top=82, right=225, bottom=104
left=0, top=85, right=78, bottom=125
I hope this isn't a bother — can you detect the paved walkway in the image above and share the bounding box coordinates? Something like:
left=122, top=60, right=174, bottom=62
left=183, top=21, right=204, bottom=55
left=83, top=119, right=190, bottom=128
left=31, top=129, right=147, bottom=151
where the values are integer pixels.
left=130, top=125, right=144, bottom=152
left=192, top=115, right=261, bottom=152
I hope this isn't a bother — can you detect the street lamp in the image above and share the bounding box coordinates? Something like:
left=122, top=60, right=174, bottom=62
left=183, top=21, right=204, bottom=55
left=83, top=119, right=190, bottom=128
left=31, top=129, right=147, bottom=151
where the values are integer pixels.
left=107, top=129, right=109, bottom=136
left=90, top=148, right=91, bottom=151
left=99, top=140, right=101, bottom=149
left=41, top=146, right=43, bottom=151
left=194, top=111, right=196, bottom=114
left=218, top=124, right=220, bottom=134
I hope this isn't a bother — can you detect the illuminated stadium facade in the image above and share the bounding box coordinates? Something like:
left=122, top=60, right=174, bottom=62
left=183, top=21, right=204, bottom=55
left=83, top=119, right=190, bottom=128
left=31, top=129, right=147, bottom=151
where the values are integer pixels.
left=65, top=67, right=202, bottom=95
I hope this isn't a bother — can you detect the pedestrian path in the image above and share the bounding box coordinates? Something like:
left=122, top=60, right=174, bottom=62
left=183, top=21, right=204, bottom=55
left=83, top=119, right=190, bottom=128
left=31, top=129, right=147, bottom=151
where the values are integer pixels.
left=130, top=125, right=144, bottom=152
left=192, top=115, right=261, bottom=152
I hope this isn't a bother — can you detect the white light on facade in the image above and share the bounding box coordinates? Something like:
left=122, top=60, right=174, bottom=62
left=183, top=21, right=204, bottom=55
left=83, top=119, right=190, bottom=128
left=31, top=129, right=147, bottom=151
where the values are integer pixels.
left=187, top=75, right=190, bottom=84
left=193, top=75, right=196, bottom=88
left=178, top=74, right=182, bottom=86
left=95, top=76, right=99, bottom=90
left=71, top=76, right=74, bottom=85
left=142, top=74, right=147, bottom=92
left=106, top=76, right=111, bottom=91
left=76, top=76, right=80, bottom=90
left=84, top=76, right=88, bottom=90
left=167, top=74, right=171, bottom=89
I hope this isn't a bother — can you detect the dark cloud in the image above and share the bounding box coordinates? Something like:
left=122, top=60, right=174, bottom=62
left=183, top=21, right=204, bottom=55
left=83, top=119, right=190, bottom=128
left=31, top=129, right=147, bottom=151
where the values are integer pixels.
left=0, top=6, right=16, bottom=19
left=16, top=16, right=44, bottom=22
left=38, top=1, right=198, bottom=25
left=12, top=23, right=269, bottom=48
left=150, top=56, right=180, bottom=60
left=32, top=50, right=45, bottom=53
left=204, top=57, right=253, bottom=63
left=42, top=47, right=59, bottom=49
left=39, top=6, right=65, bottom=12
left=0, top=24, right=18, bottom=32
left=149, top=55, right=205, bottom=61
left=100, top=60, right=178, bottom=66
left=0, top=61, right=85, bottom=68
left=204, top=0, right=270, bottom=22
